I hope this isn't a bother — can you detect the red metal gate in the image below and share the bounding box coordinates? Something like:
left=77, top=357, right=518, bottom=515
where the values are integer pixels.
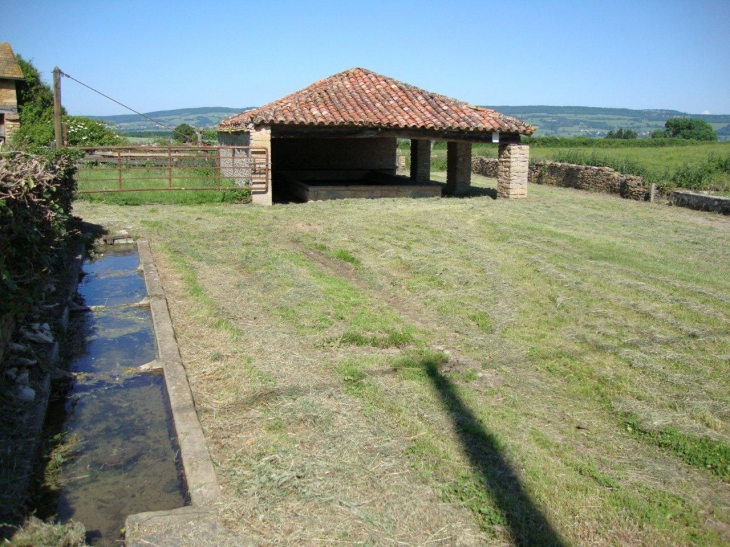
left=74, top=146, right=268, bottom=194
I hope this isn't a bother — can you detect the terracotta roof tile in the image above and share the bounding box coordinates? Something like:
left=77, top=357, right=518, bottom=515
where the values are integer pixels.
left=219, top=67, right=534, bottom=136
left=0, top=42, right=24, bottom=80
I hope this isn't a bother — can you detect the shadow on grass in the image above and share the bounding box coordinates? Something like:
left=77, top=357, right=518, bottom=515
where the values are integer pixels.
left=462, top=186, right=498, bottom=199
left=429, top=179, right=499, bottom=199
left=421, top=359, right=565, bottom=546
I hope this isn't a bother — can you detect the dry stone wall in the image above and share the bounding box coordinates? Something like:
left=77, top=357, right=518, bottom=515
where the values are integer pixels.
left=472, top=157, right=500, bottom=178
left=670, top=191, right=730, bottom=215
left=472, top=157, right=649, bottom=201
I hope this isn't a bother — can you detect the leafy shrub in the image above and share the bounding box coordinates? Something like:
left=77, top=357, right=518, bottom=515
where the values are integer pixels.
left=0, top=150, right=80, bottom=318
left=65, top=116, right=125, bottom=146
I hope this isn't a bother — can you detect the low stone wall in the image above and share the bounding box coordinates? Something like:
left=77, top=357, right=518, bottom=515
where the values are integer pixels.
left=472, top=157, right=500, bottom=178
left=670, top=191, right=730, bottom=215
left=472, top=157, right=649, bottom=201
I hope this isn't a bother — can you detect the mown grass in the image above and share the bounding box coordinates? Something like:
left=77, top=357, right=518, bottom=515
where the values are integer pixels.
left=74, top=183, right=730, bottom=545
left=622, top=412, right=730, bottom=480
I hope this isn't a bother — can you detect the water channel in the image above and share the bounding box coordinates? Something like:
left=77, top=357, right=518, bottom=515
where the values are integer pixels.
left=43, top=244, right=186, bottom=545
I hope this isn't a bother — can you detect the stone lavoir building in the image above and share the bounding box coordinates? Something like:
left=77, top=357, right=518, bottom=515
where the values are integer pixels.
left=218, top=68, right=534, bottom=205
left=0, top=42, right=23, bottom=148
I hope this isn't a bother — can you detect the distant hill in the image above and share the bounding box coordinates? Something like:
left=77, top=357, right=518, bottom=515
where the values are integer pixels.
left=482, top=105, right=730, bottom=139
left=90, top=107, right=252, bottom=132
left=90, top=105, right=730, bottom=141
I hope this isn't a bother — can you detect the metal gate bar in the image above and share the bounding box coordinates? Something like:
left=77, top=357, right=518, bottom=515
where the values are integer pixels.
left=74, top=146, right=268, bottom=194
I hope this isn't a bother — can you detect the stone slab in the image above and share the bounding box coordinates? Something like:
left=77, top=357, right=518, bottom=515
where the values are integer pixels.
left=671, top=191, right=730, bottom=215
left=136, top=239, right=220, bottom=507
left=306, top=183, right=441, bottom=201
left=126, top=240, right=235, bottom=546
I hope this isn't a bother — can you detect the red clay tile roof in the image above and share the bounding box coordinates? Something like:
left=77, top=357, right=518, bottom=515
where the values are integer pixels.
left=0, top=42, right=24, bottom=80
left=219, top=68, right=534, bottom=136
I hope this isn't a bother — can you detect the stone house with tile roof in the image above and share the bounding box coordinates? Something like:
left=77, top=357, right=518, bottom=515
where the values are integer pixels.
left=218, top=68, right=534, bottom=205
left=0, top=42, right=24, bottom=147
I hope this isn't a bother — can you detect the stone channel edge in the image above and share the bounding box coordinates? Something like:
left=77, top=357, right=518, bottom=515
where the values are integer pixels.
left=124, top=239, right=227, bottom=546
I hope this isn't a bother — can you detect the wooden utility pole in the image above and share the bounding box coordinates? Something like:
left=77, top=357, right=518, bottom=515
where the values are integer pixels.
left=53, top=67, right=63, bottom=148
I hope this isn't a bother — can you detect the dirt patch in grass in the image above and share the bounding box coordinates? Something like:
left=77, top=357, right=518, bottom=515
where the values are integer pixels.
left=73, top=182, right=730, bottom=546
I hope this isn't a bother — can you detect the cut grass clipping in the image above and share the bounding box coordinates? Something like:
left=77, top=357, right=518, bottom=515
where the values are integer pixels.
left=623, top=413, right=730, bottom=480
left=71, top=180, right=730, bottom=546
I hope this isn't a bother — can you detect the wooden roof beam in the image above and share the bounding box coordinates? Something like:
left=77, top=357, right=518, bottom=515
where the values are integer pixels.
left=269, top=125, right=521, bottom=144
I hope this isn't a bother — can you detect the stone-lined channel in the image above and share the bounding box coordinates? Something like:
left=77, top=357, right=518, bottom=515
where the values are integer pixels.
left=42, top=244, right=187, bottom=545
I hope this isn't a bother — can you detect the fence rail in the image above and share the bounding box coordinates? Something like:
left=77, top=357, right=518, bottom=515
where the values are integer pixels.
left=73, top=145, right=269, bottom=194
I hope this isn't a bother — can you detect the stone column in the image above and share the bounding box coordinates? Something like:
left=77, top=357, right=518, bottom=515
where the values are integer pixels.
left=445, top=141, right=472, bottom=196
left=0, top=80, right=20, bottom=145
left=497, top=143, right=529, bottom=199
left=249, top=126, right=272, bottom=206
left=410, top=139, right=431, bottom=183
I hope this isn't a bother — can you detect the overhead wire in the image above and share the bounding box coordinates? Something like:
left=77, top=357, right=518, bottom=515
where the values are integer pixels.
left=58, top=69, right=196, bottom=143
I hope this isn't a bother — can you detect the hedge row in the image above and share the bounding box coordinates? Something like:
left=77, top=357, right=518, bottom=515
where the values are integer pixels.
left=0, top=150, right=80, bottom=318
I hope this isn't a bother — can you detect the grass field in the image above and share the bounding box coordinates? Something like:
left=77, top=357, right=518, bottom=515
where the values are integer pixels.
left=467, top=141, right=730, bottom=165
left=122, top=136, right=158, bottom=145
left=72, top=177, right=730, bottom=545
left=75, top=166, right=250, bottom=205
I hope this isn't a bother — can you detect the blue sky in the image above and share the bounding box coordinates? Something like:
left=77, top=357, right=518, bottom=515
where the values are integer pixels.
left=3, top=0, right=729, bottom=116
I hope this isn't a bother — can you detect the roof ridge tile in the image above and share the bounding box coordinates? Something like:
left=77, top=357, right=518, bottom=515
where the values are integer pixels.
left=219, top=67, right=534, bottom=136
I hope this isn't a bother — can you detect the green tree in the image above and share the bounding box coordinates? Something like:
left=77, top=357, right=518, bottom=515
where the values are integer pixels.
left=11, top=55, right=60, bottom=148
left=173, top=123, right=198, bottom=144
left=663, top=118, right=717, bottom=141
left=605, top=127, right=637, bottom=139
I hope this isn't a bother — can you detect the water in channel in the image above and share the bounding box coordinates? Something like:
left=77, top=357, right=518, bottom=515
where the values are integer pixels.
left=43, top=244, right=186, bottom=545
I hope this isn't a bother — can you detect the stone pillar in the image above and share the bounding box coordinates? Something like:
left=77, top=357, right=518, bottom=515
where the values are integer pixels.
left=1, top=115, right=20, bottom=144
left=497, top=143, right=529, bottom=199
left=445, top=141, right=472, bottom=196
left=218, top=130, right=249, bottom=184
left=249, top=126, right=272, bottom=206
left=410, top=139, right=431, bottom=183
left=0, top=80, right=21, bottom=145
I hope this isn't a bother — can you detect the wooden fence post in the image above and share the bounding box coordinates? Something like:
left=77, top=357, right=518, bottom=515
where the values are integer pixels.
left=53, top=68, right=63, bottom=148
